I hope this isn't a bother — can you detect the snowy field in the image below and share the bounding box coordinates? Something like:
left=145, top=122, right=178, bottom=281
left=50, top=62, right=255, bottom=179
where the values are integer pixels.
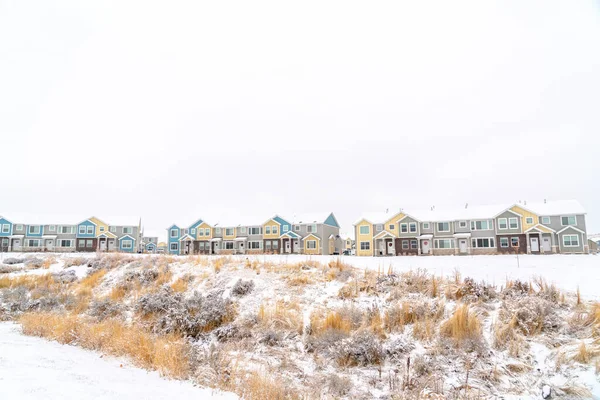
left=228, top=253, right=599, bottom=299
left=0, top=322, right=237, bottom=400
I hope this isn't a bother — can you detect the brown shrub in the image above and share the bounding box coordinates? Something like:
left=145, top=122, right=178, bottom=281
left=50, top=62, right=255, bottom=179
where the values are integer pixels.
left=440, top=304, right=481, bottom=345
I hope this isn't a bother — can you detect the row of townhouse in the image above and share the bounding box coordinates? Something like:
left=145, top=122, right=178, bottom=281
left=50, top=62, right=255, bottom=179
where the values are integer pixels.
left=0, top=216, right=143, bottom=253
left=354, top=200, right=589, bottom=256
left=167, top=213, right=343, bottom=255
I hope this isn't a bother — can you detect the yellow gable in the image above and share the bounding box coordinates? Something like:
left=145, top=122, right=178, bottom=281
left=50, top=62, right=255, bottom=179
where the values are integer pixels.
left=384, top=212, right=404, bottom=237
left=355, top=220, right=374, bottom=257
left=263, top=219, right=280, bottom=239
left=90, top=217, right=109, bottom=237
left=510, top=205, right=538, bottom=231
left=196, top=222, right=212, bottom=240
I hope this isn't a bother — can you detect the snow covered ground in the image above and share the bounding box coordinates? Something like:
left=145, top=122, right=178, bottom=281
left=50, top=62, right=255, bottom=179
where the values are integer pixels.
left=232, top=253, right=600, bottom=300
left=0, top=322, right=237, bottom=400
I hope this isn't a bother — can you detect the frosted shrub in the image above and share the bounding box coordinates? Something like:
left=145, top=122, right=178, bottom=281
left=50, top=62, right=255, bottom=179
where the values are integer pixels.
left=335, top=331, right=384, bottom=367
left=385, top=337, right=415, bottom=362
left=1, top=286, right=30, bottom=313
left=231, top=279, right=254, bottom=297
left=63, top=257, right=89, bottom=268
left=3, top=258, right=23, bottom=265
left=305, top=328, right=349, bottom=355
left=325, top=373, right=353, bottom=397
left=53, top=270, right=78, bottom=284
left=500, top=296, right=560, bottom=335
left=259, top=329, right=282, bottom=346
left=0, top=265, right=21, bottom=274
left=88, top=298, right=123, bottom=320
left=24, top=257, right=44, bottom=269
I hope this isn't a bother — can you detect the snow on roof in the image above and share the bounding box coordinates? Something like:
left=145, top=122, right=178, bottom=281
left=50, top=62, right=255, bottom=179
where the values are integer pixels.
left=524, top=199, right=586, bottom=216
left=340, top=231, right=354, bottom=240
left=288, top=213, right=329, bottom=224
left=353, top=212, right=391, bottom=225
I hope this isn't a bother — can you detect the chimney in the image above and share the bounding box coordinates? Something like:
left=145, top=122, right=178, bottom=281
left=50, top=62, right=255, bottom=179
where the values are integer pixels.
left=524, top=200, right=527, bottom=206
left=465, top=203, right=468, bottom=209
left=544, top=199, right=547, bottom=204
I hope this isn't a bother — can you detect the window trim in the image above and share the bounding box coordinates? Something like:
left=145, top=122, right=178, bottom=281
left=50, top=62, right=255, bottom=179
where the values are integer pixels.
left=170, top=229, right=178, bottom=238
left=459, top=221, right=467, bottom=228
left=434, top=238, right=454, bottom=249
left=306, top=240, right=317, bottom=249
left=561, top=216, right=577, bottom=226
left=540, top=216, right=551, bottom=225
left=1, top=224, right=9, bottom=234
left=360, top=241, right=371, bottom=250
left=500, top=237, right=509, bottom=248
left=511, top=237, right=520, bottom=247
left=525, top=217, right=534, bottom=225
left=359, top=225, right=370, bottom=235
left=400, top=223, right=408, bottom=233
left=437, top=222, right=450, bottom=232
left=471, top=220, right=493, bottom=231
left=508, top=218, right=519, bottom=229
left=471, top=237, right=495, bottom=248
left=498, top=218, right=508, bottom=230
left=423, top=222, right=430, bottom=230
left=409, top=222, right=417, bottom=233
left=170, top=243, right=179, bottom=251
left=562, top=234, right=580, bottom=247
left=121, top=240, right=133, bottom=250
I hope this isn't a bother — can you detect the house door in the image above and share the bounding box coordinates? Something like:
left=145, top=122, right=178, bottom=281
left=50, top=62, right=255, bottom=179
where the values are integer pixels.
left=108, top=240, right=115, bottom=251
left=422, top=240, right=430, bottom=255
left=459, top=239, right=467, bottom=254
left=12, top=239, right=21, bottom=251
left=531, top=237, right=539, bottom=252
left=378, top=240, right=385, bottom=256
left=542, top=237, right=551, bottom=252
left=285, top=240, right=291, bottom=253
left=387, top=241, right=394, bottom=255
left=46, top=239, right=54, bottom=251
left=99, top=239, right=107, bottom=251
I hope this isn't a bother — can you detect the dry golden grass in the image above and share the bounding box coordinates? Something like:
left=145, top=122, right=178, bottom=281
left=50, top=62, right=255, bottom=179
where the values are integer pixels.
left=41, top=256, right=57, bottom=269
left=285, top=274, right=314, bottom=287
left=440, top=304, right=481, bottom=344
left=309, top=310, right=352, bottom=335
left=19, top=312, right=190, bottom=379
left=493, top=316, right=526, bottom=357
left=77, top=270, right=107, bottom=293
left=213, top=257, right=229, bottom=274
left=574, top=342, right=591, bottom=364
left=108, top=285, right=129, bottom=301
left=154, top=266, right=173, bottom=287
left=0, top=274, right=58, bottom=290
left=170, top=277, right=189, bottom=293
left=413, top=318, right=436, bottom=341
left=258, top=300, right=303, bottom=333
left=240, top=371, right=300, bottom=400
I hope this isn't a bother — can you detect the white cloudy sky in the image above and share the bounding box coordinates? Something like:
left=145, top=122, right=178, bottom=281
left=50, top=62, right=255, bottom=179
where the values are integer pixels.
left=1, top=0, right=599, bottom=239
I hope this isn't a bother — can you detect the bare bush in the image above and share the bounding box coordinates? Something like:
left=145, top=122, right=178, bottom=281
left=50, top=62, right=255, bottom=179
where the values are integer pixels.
left=88, top=298, right=123, bottom=320
left=63, top=257, right=90, bottom=268
left=231, top=279, right=254, bottom=297
left=325, top=373, right=353, bottom=397
left=53, top=270, right=78, bottom=284
left=3, top=258, right=23, bottom=265
left=499, top=296, right=560, bottom=336
left=24, top=257, right=44, bottom=269
left=0, top=265, right=21, bottom=274
left=335, top=330, right=384, bottom=367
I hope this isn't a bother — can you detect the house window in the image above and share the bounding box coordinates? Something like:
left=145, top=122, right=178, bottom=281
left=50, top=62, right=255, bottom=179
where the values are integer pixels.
left=215, top=228, right=222, bottom=234
left=306, top=240, right=317, bottom=249
left=434, top=239, right=454, bottom=249
left=563, top=234, right=579, bottom=247
left=122, top=240, right=133, bottom=249
left=1, top=224, right=9, bottom=233
left=294, top=225, right=300, bottom=232
left=123, top=227, right=133, bottom=234
left=511, top=237, right=519, bottom=247
left=250, top=227, right=261, bottom=235
left=28, top=239, right=41, bottom=247
left=471, top=238, right=495, bottom=248
left=16, top=224, right=23, bottom=231
left=423, top=222, right=430, bottom=230
left=272, top=241, right=279, bottom=249
left=389, top=224, right=395, bottom=231
left=375, top=224, right=383, bottom=232
left=170, top=243, right=178, bottom=251
left=540, top=216, right=550, bottom=224
left=28, top=225, right=41, bottom=235
left=498, top=218, right=508, bottom=230
left=500, top=237, right=509, bottom=248
left=59, top=239, right=72, bottom=247
left=437, top=222, right=450, bottom=232
left=198, top=229, right=204, bottom=237
left=226, top=228, right=234, bottom=236
left=561, top=216, right=576, bottom=226
left=459, top=221, right=467, bottom=228
left=79, top=226, right=86, bottom=235
left=402, top=240, right=409, bottom=249
left=225, top=242, right=234, bottom=250
left=272, top=226, right=278, bottom=235
left=86, top=240, right=94, bottom=248
left=409, top=223, right=417, bottom=233
left=410, top=240, right=418, bottom=249
left=360, top=241, right=370, bottom=250
left=170, top=229, right=178, bottom=237
left=400, top=223, right=408, bottom=233
left=509, top=218, right=518, bottom=229
left=525, top=217, right=534, bottom=225
left=49, top=225, right=56, bottom=232
left=471, top=220, right=493, bottom=231
left=249, top=241, right=261, bottom=249
left=240, top=227, right=246, bottom=234
left=87, top=226, right=94, bottom=235
left=265, top=226, right=271, bottom=235
left=78, top=239, right=86, bottom=247
left=359, top=226, right=370, bottom=235
left=204, top=228, right=210, bottom=236
left=282, top=225, right=289, bottom=232
left=265, top=241, right=271, bottom=250
left=191, top=228, right=196, bottom=235
left=99, top=226, right=105, bottom=232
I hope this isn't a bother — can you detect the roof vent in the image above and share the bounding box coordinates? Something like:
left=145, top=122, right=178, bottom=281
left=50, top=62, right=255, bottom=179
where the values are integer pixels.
left=544, top=199, right=547, bottom=204
left=465, top=203, right=468, bottom=209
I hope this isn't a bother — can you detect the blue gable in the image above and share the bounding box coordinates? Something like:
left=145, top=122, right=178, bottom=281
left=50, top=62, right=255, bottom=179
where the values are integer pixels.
left=324, top=213, right=340, bottom=228
left=273, top=216, right=292, bottom=232
left=77, top=220, right=96, bottom=238
left=118, top=235, right=135, bottom=252
left=0, top=217, right=13, bottom=237
left=188, top=219, right=204, bottom=236
left=167, top=224, right=180, bottom=254
left=25, top=224, right=44, bottom=237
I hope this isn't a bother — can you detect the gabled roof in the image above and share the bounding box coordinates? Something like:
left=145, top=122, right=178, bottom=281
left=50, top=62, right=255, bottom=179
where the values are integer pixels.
left=280, top=231, right=301, bottom=239
left=77, top=217, right=98, bottom=226
left=118, top=235, right=136, bottom=241
left=353, top=212, right=391, bottom=225
left=373, top=230, right=396, bottom=239
left=524, top=224, right=555, bottom=234
left=290, top=212, right=339, bottom=228
left=493, top=207, right=523, bottom=218
left=525, top=200, right=586, bottom=216
left=97, top=232, right=118, bottom=239
left=557, top=225, right=586, bottom=235
left=178, top=234, right=196, bottom=242
left=303, top=233, right=321, bottom=241
left=188, top=219, right=206, bottom=229
left=0, top=216, right=11, bottom=224
left=262, top=215, right=290, bottom=226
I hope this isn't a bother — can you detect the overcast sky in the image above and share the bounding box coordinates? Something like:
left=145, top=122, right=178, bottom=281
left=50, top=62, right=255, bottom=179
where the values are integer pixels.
left=1, top=0, right=599, bottom=239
